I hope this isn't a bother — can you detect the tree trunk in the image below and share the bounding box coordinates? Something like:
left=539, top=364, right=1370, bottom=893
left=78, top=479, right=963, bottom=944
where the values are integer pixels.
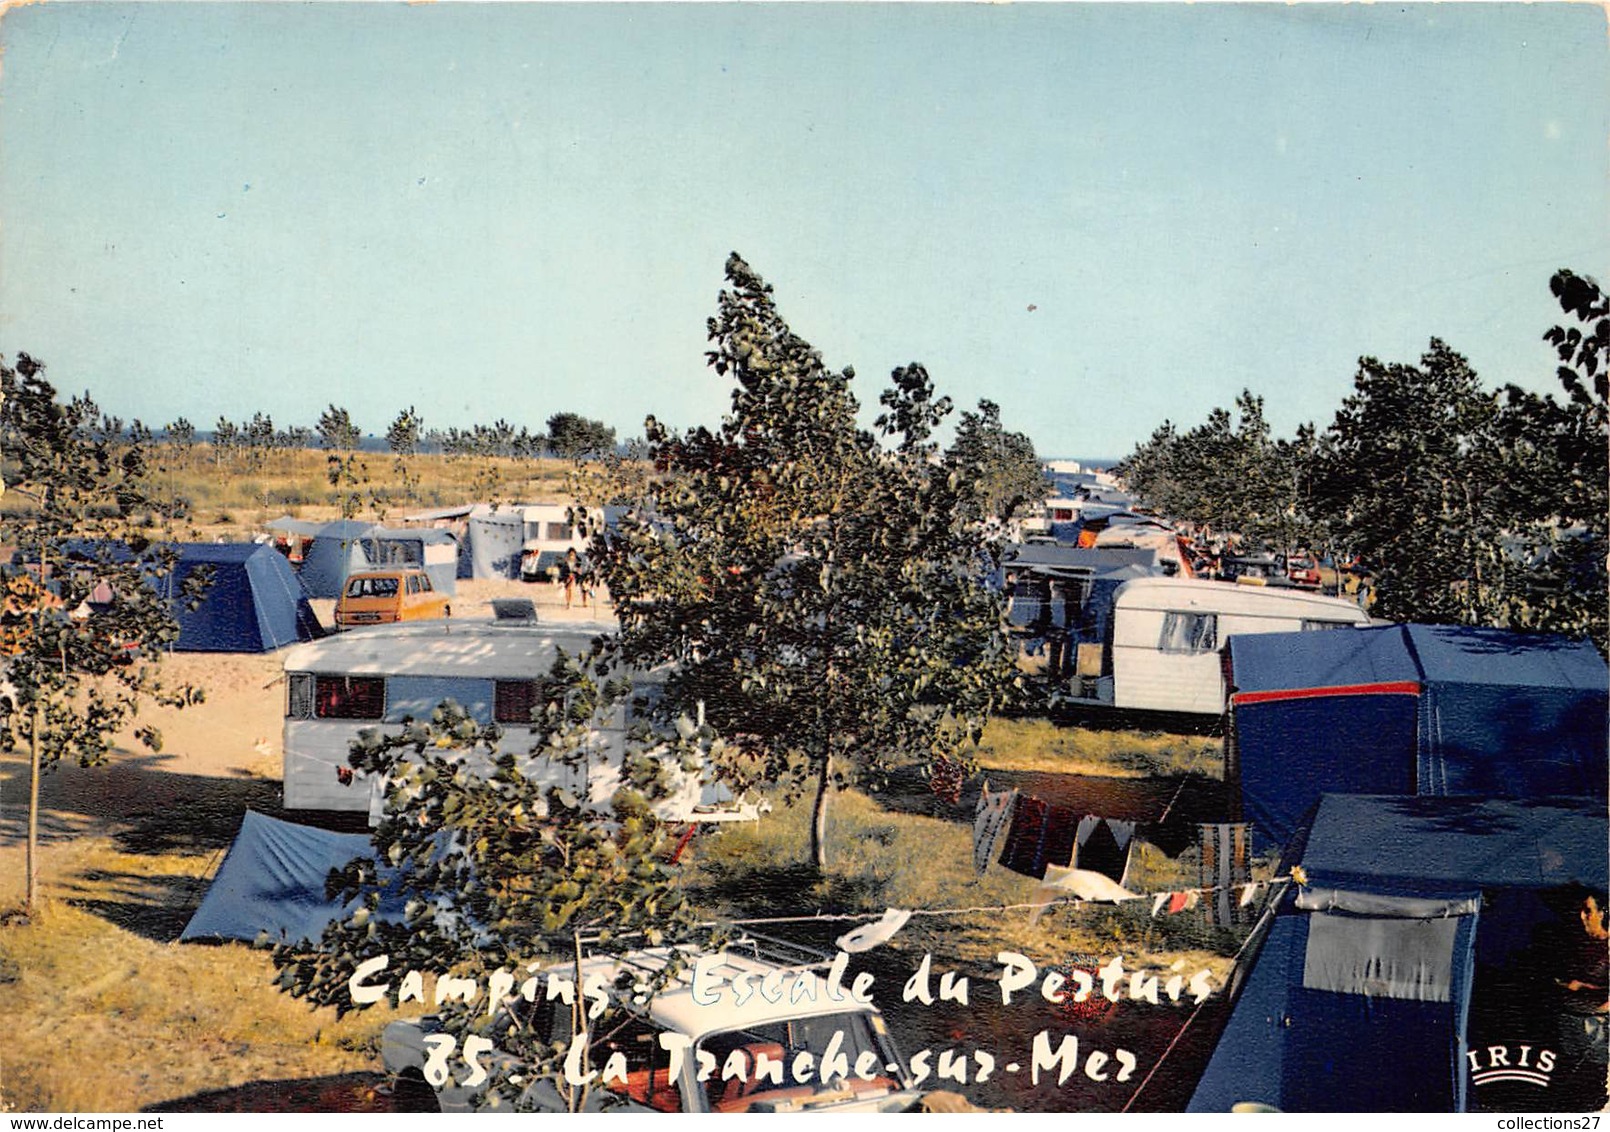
left=570, top=928, right=590, bottom=1113
left=809, top=751, right=833, bottom=872
left=25, top=709, right=41, bottom=917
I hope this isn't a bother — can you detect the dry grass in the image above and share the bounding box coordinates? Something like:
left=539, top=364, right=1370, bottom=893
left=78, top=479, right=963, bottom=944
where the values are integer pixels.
left=0, top=842, right=396, bottom=1112
left=3, top=446, right=581, bottom=542
left=683, top=782, right=1238, bottom=985
left=975, top=717, right=1222, bottom=780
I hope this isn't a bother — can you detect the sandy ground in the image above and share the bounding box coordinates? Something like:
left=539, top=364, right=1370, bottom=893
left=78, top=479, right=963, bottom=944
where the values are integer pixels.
left=0, top=576, right=617, bottom=905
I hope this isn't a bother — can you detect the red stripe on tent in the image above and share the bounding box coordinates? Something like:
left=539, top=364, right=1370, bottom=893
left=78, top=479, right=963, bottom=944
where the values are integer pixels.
left=1232, top=681, right=1422, bottom=706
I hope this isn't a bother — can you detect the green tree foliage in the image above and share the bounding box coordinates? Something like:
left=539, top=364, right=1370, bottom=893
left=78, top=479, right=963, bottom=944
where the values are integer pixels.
left=1118, top=391, right=1314, bottom=551
left=272, top=661, right=715, bottom=1111
left=0, top=355, right=205, bottom=915
left=439, top=421, right=542, bottom=459
left=1485, top=271, right=1609, bottom=648
left=211, top=416, right=240, bottom=465
left=163, top=417, right=195, bottom=450
left=1310, top=340, right=1510, bottom=627
left=327, top=450, right=373, bottom=521
left=387, top=406, right=424, bottom=456
left=546, top=413, right=617, bottom=460
left=943, top=399, right=1047, bottom=525
left=245, top=411, right=275, bottom=450
left=588, top=254, right=1017, bottom=870
left=318, top=404, right=362, bottom=451
left=242, top=411, right=277, bottom=469
left=385, top=407, right=426, bottom=505
left=1544, top=269, right=1610, bottom=413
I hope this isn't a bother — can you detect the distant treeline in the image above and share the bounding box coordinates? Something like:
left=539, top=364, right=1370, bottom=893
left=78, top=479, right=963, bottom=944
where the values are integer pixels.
left=99, top=406, right=626, bottom=460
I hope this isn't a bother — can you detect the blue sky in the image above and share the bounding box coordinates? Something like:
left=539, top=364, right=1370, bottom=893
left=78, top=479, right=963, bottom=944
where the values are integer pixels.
left=1, top=3, right=1605, bottom=459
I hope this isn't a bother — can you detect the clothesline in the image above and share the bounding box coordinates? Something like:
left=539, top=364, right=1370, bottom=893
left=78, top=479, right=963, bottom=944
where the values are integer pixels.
left=718, top=872, right=1298, bottom=930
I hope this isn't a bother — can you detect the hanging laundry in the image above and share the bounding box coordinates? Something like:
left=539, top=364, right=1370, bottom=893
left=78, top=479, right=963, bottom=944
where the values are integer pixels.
left=1238, top=882, right=1260, bottom=908
left=1107, top=818, right=1138, bottom=853
left=999, top=795, right=1047, bottom=877
left=836, top=908, right=912, bottom=954
left=998, top=796, right=1079, bottom=880
left=973, top=783, right=1018, bottom=876
left=1152, top=893, right=1169, bottom=918
left=1075, top=818, right=1137, bottom=885
left=1166, top=891, right=1193, bottom=915
left=1027, top=865, right=1141, bottom=925
left=1044, top=804, right=1079, bottom=874
left=1198, top=822, right=1252, bottom=927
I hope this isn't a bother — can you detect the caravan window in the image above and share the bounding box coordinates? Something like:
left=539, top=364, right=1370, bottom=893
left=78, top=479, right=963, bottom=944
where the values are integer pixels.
left=314, top=675, right=385, bottom=720
left=1302, top=619, right=1351, bottom=631
left=545, top=522, right=573, bottom=542
left=1159, top=612, right=1217, bottom=655
left=494, top=680, right=539, bottom=726
left=1009, top=575, right=1051, bottom=630
left=287, top=673, right=315, bottom=720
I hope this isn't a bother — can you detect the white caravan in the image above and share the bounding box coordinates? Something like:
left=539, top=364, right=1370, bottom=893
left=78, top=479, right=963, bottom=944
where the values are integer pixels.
left=280, top=621, right=747, bottom=823
left=1074, top=577, right=1371, bottom=715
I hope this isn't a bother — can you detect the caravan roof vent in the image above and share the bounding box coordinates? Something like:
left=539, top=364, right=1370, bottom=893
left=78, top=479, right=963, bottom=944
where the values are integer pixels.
left=490, top=599, right=539, bottom=624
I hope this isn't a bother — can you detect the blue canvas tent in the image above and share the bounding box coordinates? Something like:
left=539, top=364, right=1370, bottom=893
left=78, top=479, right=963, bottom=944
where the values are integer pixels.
left=164, top=542, right=323, bottom=652
left=57, top=539, right=321, bottom=652
left=264, top=518, right=374, bottom=599
left=181, top=810, right=407, bottom=943
left=1188, top=794, right=1608, bottom=1113
left=1227, top=624, right=1609, bottom=852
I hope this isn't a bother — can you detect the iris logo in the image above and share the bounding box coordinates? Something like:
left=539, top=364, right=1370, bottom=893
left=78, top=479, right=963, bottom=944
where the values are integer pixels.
left=1467, top=1043, right=1556, bottom=1088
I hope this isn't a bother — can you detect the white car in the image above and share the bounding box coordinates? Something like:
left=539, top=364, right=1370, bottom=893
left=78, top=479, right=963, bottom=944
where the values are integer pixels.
left=381, top=938, right=923, bottom=1114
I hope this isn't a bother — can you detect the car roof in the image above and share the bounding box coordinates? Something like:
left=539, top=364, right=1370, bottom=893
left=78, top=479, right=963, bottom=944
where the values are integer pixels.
left=572, top=948, right=882, bottom=1040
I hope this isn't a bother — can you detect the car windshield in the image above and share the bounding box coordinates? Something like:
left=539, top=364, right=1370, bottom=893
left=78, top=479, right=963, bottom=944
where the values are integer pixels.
left=346, top=576, right=400, bottom=598
left=695, top=1010, right=908, bottom=1113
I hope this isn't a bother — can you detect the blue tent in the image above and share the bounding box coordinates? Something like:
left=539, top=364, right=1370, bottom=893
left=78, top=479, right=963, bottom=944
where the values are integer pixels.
left=264, top=518, right=374, bottom=599
left=1227, top=625, right=1609, bottom=852
left=1188, top=794, right=1608, bottom=1113
left=57, top=539, right=321, bottom=652
left=164, top=543, right=323, bottom=652
left=181, top=810, right=407, bottom=943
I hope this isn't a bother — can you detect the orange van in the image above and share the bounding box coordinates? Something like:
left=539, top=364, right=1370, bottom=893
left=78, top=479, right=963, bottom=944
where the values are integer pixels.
left=334, top=569, right=451, bottom=628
